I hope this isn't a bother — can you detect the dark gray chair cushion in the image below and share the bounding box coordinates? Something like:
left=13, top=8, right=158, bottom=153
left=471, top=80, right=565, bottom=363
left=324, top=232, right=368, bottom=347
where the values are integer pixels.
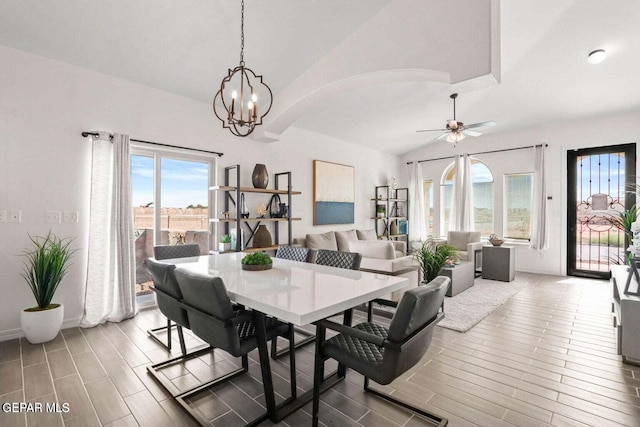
left=315, top=249, right=362, bottom=270
left=154, top=244, right=201, bottom=260
left=144, top=258, right=189, bottom=328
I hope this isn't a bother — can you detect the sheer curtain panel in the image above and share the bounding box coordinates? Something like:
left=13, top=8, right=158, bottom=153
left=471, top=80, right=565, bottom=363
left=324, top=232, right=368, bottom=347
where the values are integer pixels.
left=81, top=132, right=137, bottom=327
left=449, top=154, right=474, bottom=232
left=408, top=162, right=426, bottom=245
left=530, top=145, right=548, bottom=250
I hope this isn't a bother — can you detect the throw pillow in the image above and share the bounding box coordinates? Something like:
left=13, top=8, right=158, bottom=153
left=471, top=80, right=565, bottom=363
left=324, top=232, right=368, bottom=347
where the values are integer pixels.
left=356, top=229, right=378, bottom=241
left=335, top=230, right=358, bottom=252
left=306, top=231, right=338, bottom=251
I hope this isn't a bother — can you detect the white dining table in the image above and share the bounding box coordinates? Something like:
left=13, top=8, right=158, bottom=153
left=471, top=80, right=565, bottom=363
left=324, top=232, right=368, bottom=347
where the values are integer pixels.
left=163, top=252, right=409, bottom=423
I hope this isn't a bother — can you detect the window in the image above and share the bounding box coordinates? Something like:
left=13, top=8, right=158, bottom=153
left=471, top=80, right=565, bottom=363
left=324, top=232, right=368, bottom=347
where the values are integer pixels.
left=131, top=146, right=215, bottom=306
left=504, top=173, right=533, bottom=240
left=440, top=159, right=494, bottom=237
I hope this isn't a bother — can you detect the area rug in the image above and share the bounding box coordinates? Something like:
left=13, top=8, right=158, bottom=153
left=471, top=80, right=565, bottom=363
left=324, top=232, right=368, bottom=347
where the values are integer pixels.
left=437, top=277, right=528, bottom=332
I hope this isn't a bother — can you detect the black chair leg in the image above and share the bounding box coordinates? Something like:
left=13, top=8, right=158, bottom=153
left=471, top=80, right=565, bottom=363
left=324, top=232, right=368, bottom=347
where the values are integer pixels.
left=312, top=324, right=326, bottom=427
left=177, top=325, right=187, bottom=356
left=147, top=319, right=177, bottom=351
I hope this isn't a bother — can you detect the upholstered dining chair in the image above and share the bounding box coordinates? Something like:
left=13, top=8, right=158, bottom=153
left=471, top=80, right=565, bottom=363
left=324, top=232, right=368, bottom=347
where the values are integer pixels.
left=173, top=269, right=297, bottom=425
left=314, top=249, right=362, bottom=270
left=148, top=244, right=201, bottom=350
left=270, top=245, right=316, bottom=359
left=311, top=277, right=450, bottom=427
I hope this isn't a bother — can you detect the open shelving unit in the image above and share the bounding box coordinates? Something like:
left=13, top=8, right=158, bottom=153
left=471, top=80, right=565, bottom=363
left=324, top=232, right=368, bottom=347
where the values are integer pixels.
left=210, top=165, right=301, bottom=252
left=372, top=185, right=409, bottom=248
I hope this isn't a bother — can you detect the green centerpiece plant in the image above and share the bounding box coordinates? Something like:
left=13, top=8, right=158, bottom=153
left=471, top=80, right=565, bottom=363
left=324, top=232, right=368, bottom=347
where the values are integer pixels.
left=413, top=238, right=458, bottom=283
left=241, top=251, right=273, bottom=270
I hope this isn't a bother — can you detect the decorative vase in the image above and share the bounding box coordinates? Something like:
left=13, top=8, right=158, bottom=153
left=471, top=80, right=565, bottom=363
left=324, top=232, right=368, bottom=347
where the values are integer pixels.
left=252, top=164, right=269, bottom=189
left=253, top=225, right=272, bottom=248
left=21, top=303, right=64, bottom=344
left=390, top=221, right=399, bottom=235
left=269, top=194, right=282, bottom=218
left=240, top=193, right=249, bottom=218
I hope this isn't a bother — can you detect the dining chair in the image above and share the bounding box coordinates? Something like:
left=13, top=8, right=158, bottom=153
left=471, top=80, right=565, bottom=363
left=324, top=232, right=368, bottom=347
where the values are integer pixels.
left=271, top=245, right=315, bottom=359
left=173, top=268, right=297, bottom=425
left=312, top=276, right=450, bottom=427
left=148, top=244, right=201, bottom=350
left=315, top=249, right=362, bottom=270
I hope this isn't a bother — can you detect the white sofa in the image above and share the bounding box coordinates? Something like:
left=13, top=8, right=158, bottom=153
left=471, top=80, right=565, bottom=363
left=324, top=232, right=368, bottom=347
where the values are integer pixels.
left=294, top=230, right=418, bottom=301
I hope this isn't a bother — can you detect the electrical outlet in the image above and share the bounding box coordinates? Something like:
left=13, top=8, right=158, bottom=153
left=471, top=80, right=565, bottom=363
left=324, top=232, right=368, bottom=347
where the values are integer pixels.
left=63, top=211, right=78, bottom=223
left=9, top=210, right=21, bottom=223
left=0, top=210, right=6, bottom=223
left=45, top=210, right=61, bottom=223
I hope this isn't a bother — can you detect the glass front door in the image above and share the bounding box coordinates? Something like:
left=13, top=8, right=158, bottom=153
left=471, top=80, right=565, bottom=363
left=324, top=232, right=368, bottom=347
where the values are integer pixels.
left=567, top=143, right=636, bottom=279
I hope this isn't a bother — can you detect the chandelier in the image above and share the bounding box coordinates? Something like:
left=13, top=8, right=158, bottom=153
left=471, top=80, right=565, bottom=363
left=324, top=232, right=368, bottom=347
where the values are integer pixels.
left=213, top=0, right=273, bottom=137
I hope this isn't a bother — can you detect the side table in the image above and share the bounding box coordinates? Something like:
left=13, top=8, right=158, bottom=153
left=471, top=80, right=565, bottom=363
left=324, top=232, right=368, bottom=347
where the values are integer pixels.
left=482, top=245, right=515, bottom=282
left=439, top=261, right=475, bottom=296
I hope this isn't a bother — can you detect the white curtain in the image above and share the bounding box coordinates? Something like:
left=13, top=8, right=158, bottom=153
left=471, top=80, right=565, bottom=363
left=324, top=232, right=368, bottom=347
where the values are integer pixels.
left=530, top=144, right=548, bottom=250
left=449, top=154, right=474, bottom=231
left=407, top=161, right=426, bottom=245
left=81, top=132, right=137, bottom=327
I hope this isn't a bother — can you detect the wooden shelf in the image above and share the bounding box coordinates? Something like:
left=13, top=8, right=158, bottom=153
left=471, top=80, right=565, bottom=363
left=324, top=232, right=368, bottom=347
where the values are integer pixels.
left=242, top=245, right=279, bottom=253
left=210, top=217, right=301, bottom=223
left=210, top=185, right=301, bottom=195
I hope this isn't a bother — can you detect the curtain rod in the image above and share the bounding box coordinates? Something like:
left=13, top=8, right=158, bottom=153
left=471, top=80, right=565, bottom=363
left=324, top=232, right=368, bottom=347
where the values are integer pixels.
left=406, top=143, right=548, bottom=164
left=81, top=131, right=224, bottom=157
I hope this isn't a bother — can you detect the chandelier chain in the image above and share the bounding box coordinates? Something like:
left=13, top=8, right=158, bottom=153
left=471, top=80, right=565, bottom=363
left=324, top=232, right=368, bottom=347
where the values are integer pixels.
left=240, top=0, right=245, bottom=66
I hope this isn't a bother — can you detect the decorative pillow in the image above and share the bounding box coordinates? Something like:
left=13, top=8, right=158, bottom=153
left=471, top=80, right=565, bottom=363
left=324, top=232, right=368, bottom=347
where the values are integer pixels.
left=356, top=229, right=378, bottom=241
left=335, top=230, right=358, bottom=252
left=305, top=231, right=338, bottom=251
left=348, top=241, right=396, bottom=259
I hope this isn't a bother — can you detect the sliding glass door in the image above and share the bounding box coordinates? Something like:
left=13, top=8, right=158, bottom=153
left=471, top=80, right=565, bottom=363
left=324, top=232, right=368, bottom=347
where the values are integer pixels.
left=131, top=148, right=215, bottom=305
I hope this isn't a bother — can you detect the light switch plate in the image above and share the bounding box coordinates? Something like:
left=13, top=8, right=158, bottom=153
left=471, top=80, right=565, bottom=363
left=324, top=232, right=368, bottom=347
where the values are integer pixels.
left=46, top=210, right=61, bottom=223
left=0, top=210, right=6, bottom=223
left=63, top=211, right=78, bottom=223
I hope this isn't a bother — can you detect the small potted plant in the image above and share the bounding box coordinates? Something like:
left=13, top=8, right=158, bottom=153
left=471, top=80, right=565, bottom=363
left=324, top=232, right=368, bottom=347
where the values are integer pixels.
left=241, top=251, right=273, bottom=271
left=20, top=232, right=76, bottom=344
left=377, top=204, right=386, bottom=218
left=219, top=234, right=231, bottom=252
left=413, top=238, right=457, bottom=283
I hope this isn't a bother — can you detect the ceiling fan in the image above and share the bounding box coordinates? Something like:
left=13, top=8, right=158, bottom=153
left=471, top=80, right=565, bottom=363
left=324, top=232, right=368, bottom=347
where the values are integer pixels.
left=416, top=93, right=496, bottom=143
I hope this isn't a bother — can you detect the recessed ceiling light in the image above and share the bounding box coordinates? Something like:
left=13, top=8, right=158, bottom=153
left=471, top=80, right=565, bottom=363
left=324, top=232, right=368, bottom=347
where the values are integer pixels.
left=587, top=49, right=607, bottom=64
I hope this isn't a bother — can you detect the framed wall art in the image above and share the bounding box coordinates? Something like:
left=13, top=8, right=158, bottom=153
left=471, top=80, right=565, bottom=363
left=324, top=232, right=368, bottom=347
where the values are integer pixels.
left=313, top=160, right=354, bottom=225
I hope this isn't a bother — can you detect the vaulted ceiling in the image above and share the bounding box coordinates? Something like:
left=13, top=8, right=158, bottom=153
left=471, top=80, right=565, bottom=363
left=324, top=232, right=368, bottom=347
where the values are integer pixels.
left=1, top=0, right=639, bottom=155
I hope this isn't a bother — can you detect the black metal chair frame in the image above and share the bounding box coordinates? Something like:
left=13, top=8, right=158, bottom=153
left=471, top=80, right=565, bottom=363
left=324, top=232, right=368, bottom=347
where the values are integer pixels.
left=311, top=290, right=449, bottom=427
left=148, top=244, right=201, bottom=351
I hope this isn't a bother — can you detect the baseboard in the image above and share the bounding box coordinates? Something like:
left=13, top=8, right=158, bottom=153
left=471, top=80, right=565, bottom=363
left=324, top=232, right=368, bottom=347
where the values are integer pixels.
left=0, top=316, right=82, bottom=342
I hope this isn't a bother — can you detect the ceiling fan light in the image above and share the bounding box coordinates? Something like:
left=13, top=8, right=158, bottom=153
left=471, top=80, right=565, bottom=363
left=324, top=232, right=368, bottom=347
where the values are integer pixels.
left=587, top=49, right=607, bottom=64
left=446, top=132, right=465, bottom=143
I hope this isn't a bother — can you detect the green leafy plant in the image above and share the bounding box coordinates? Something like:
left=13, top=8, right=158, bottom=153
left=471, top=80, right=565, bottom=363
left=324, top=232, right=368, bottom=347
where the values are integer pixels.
left=608, top=205, right=637, bottom=242
left=241, top=252, right=272, bottom=265
left=413, top=238, right=458, bottom=283
left=21, top=232, right=76, bottom=311
left=220, top=234, right=231, bottom=243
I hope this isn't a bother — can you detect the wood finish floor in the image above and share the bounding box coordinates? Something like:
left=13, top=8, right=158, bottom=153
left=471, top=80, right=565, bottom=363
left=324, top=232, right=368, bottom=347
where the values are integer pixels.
left=1, top=272, right=640, bottom=426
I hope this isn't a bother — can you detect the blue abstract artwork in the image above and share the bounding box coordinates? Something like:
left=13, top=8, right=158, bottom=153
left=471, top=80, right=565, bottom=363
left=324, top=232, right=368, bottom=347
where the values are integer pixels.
left=313, top=160, right=354, bottom=225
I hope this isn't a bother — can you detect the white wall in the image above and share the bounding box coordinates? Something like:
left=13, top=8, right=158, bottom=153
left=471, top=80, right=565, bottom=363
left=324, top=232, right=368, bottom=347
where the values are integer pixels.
left=401, top=110, right=640, bottom=276
left=0, top=45, right=400, bottom=340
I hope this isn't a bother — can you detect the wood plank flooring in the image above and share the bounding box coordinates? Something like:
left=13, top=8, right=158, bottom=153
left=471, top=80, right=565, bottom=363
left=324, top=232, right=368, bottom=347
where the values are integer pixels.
left=1, top=272, right=640, bottom=426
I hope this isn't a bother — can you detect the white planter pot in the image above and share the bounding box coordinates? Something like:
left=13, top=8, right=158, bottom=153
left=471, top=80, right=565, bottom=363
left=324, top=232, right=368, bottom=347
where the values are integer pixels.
left=219, top=242, right=231, bottom=252
left=21, top=303, right=64, bottom=344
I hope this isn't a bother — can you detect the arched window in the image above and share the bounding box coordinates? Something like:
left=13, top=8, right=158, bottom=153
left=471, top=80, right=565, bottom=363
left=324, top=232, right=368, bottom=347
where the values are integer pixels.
left=440, top=158, right=494, bottom=237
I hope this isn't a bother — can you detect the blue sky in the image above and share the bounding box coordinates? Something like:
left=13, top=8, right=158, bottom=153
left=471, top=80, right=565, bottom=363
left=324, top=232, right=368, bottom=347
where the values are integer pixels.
left=131, top=155, right=209, bottom=208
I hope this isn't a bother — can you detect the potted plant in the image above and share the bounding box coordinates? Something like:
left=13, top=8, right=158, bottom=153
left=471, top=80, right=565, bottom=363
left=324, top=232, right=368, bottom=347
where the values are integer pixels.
left=20, top=232, right=76, bottom=344
left=377, top=204, right=386, bottom=218
left=241, top=251, right=273, bottom=271
left=413, top=238, right=458, bottom=283
left=219, top=234, right=231, bottom=252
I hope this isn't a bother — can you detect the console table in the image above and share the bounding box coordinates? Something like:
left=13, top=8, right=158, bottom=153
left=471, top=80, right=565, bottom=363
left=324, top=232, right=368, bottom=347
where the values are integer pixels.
left=611, top=265, right=640, bottom=365
left=482, top=245, right=515, bottom=282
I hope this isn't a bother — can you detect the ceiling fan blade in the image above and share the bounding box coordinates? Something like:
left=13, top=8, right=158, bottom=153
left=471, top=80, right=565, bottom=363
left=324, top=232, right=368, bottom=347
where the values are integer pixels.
left=461, top=129, right=482, bottom=137
left=433, top=132, right=450, bottom=141
left=416, top=128, right=447, bottom=133
left=464, top=120, right=496, bottom=129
